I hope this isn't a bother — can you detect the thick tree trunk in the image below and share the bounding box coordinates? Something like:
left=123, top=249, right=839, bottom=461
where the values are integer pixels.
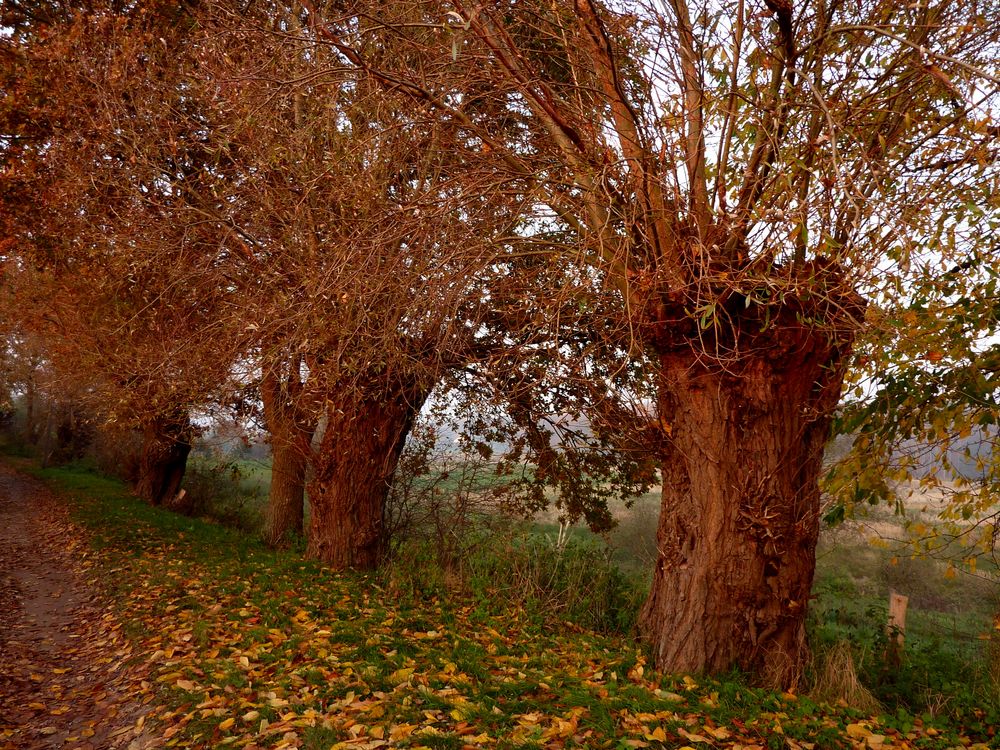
left=23, top=369, right=36, bottom=444
left=261, top=367, right=314, bottom=547
left=264, top=437, right=310, bottom=545
left=307, top=379, right=429, bottom=569
left=135, top=414, right=193, bottom=509
left=639, top=293, right=860, bottom=688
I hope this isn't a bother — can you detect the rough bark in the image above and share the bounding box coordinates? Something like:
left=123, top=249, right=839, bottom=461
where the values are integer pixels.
left=135, top=414, right=193, bottom=510
left=639, top=281, right=862, bottom=687
left=261, top=368, right=314, bottom=547
left=307, top=378, right=429, bottom=570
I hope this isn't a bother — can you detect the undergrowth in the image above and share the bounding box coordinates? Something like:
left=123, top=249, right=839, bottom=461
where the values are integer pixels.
left=7, top=432, right=1000, bottom=747
left=384, top=530, right=647, bottom=636
left=809, top=572, right=1000, bottom=736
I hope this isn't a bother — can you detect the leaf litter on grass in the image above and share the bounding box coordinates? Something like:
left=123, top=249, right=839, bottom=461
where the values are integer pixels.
left=23, top=463, right=999, bottom=750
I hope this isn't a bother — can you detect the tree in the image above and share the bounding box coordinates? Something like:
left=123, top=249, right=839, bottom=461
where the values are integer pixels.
left=1, top=2, right=240, bottom=508
left=293, top=0, right=1000, bottom=684
left=828, top=273, right=1000, bottom=562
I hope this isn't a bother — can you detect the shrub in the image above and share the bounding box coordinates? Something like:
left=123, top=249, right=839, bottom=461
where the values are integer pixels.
left=467, top=529, right=646, bottom=634
left=183, top=458, right=264, bottom=534
left=88, top=427, right=143, bottom=483
left=386, top=521, right=646, bottom=635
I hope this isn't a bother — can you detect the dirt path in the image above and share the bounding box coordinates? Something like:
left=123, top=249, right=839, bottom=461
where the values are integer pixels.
left=0, top=465, right=157, bottom=750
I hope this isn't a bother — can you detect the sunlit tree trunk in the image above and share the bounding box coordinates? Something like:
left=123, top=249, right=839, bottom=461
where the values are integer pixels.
left=135, top=412, right=193, bottom=510
left=639, top=295, right=859, bottom=687
left=640, top=282, right=861, bottom=687
left=307, top=378, right=429, bottom=569
left=261, top=366, right=314, bottom=547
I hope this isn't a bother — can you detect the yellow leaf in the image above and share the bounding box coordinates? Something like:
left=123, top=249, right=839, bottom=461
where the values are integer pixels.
left=390, top=667, right=415, bottom=685
left=176, top=679, right=196, bottom=691
left=654, top=689, right=684, bottom=702
left=678, top=727, right=711, bottom=743
left=389, top=724, right=416, bottom=741
left=846, top=723, right=871, bottom=739
left=369, top=726, right=385, bottom=739
left=218, top=718, right=235, bottom=731
left=647, top=726, right=667, bottom=742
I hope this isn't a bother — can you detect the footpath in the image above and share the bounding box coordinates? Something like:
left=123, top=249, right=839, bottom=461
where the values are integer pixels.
left=0, top=464, right=157, bottom=750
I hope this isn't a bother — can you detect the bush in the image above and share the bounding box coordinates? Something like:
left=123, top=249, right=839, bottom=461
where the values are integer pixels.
left=383, top=424, right=513, bottom=569
left=88, top=427, right=143, bottom=483
left=386, top=522, right=646, bottom=635
left=183, top=458, right=264, bottom=534
left=382, top=422, right=646, bottom=634
left=468, top=529, right=646, bottom=634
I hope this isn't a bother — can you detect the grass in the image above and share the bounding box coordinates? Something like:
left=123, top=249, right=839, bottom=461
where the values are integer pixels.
left=11, top=457, right=1000, bottom=749
left=809, top=518, right=1000, bottom=732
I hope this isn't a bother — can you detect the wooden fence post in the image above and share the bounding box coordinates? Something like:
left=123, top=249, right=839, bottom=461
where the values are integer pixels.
left=887, top=590, right=909, bottom=666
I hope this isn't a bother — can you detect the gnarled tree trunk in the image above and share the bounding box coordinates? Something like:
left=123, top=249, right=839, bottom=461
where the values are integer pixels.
left=135, top=413, right=193, bottom=510
left=639, top=288, right=862, bottom=687
left=261, top=366, right=314, bottom=547
left=307, top=378, right=430, bottom=569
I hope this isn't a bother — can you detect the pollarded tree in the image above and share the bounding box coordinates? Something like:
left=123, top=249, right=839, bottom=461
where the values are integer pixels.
left=30, top=0, right=556, bottom=565
left=1, top=2, right=242, bottom=508
left=295, top=0, right=1000, bottom=684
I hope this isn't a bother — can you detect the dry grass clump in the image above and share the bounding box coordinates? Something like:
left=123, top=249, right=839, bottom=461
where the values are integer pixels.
left=809, top=640, right=883, bottom=714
